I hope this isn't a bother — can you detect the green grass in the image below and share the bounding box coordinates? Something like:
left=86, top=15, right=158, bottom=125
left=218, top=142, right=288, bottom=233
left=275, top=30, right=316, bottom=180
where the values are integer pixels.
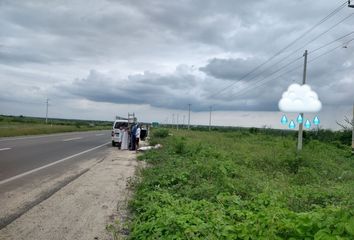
left=129, top=128, right=354, bottom=239
left=0, top=115, right=111, bottom=137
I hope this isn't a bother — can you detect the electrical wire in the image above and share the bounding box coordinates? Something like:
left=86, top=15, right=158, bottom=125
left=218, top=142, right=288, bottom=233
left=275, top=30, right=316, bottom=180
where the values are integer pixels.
left=310, top=30, right=354, bottom=54
left=298, top=13, right=354, bottom=51
left=230, top=38, right=354, bottom=99
left=239, top=29, right=354, bottom=90
left=239, top=13, right=354, bottom=86
left=207, top=1, right=348, bottom=99
left=215, top=31, right=354, bottom=101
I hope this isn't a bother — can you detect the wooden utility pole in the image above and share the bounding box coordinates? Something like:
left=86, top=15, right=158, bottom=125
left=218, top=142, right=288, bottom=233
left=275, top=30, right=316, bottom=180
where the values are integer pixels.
left=188, top=104, right=191, bottom=130
left=45, top=98, right=49, bottom=124
left=297, top=50, right=308, bottom=151
left=352, top=103, right=354, bottom=155
left=209, top=106, right=212, bottom=131
left=177, top=114, right=179, bottom=130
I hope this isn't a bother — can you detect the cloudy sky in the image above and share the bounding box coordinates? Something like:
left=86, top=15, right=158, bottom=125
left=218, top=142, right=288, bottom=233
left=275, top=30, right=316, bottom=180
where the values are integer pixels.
left=0, top=0, right=353, bottom=129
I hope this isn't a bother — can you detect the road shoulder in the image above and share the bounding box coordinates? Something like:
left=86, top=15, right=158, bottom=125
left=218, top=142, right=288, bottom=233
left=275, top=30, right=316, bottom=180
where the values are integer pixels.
left=0, top=148, right=142, bottom=240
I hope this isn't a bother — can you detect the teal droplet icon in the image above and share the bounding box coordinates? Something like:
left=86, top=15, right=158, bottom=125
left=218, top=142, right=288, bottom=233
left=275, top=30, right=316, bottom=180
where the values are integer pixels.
left=289, top=120, right=296, bottom=129
left=304, top=119, right=311, bottom=129
left=313, top=116, right=320, bottom=125
left=281, top=115, right=288, bottom=125
left=297, top=114, right=303, bottom=123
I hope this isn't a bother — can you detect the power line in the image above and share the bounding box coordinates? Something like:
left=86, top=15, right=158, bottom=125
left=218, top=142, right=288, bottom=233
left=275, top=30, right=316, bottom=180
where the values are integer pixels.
left=231, top=38, right=354, bottom=99
left=310, top=30, right=354, bottom=53
left=214, top=31, right=354, bottom=101
left=299, top=13, right=354, bottom=49
left=235, top=41, right=353, bottom=99
left=208, top=1, right=348, bottom=99
left=309, top=37, right=354, bottom=61
left=238, top=13, right=354, bottom=87
left=235, top=43, right=351, bottom=99
left=240, top=30, right=354, bottom=92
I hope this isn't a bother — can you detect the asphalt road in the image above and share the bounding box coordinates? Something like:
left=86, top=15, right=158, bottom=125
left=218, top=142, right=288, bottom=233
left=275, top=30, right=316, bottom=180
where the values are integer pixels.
left=0, top=130, right=111, bottom=184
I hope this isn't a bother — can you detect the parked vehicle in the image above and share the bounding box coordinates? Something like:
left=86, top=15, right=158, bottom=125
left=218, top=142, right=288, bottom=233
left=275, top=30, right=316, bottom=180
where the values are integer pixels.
left=140, top=124, right=149, bottom=141
left=111, top=120, right=128, bottom=146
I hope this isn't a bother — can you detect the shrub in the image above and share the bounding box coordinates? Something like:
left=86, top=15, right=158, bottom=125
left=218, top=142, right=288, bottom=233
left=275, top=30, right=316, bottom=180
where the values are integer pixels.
left=129, top=129, right=354, bottom=239
left=173, top=137, right=187, bottom=154
left=152, top=129, right=169, bottom=138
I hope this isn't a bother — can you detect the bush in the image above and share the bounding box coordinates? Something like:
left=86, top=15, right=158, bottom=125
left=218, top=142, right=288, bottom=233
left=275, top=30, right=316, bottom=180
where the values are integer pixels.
left=152, top=129, right=169, bottom=138
left=173, top=137, right=187, bottom=154
left=129, top=129, right=354, bottom=239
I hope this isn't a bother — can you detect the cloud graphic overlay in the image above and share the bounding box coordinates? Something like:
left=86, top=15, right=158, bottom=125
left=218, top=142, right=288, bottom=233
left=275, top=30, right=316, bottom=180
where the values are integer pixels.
left=278, top=84, right=322, bottom=113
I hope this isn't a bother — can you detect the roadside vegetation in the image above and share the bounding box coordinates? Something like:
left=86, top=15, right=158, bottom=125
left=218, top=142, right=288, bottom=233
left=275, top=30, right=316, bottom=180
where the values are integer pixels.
left=129, top=127, right=354, bottom=239
left=0, top=115, right=112, bottom=137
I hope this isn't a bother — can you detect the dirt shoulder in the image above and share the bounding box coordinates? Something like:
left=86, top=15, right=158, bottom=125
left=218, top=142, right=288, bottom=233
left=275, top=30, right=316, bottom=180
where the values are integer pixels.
left=0, top=148, right=143, bottom=240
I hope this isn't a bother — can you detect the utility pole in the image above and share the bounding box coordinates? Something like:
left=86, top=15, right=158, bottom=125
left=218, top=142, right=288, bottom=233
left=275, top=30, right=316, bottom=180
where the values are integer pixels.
left=209, top=106, right=212, bottom=131
left=45, top=98, right=49, bottom=124
left=172, top=113, right=175, bottom=128
left=188, top=104, right=191, bottom=130
left=297, top=50, right=308, bottom=151
left=128, top=112, right=135, bottom=124
left=177, top=114, right=179, bottom=130
left=352, top=103, right=354, bottom=155
left=183, top=115, right=185, bottom=127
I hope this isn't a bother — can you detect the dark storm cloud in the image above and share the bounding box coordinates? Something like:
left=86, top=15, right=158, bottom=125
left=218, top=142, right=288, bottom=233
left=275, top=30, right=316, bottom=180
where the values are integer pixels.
left=1, top=0, right=353, bottom=114
left=0, top=50, right=47, bottom=64
left=60, top=67, right=207, bottom=111
left=0, top=0, right=163, bottom=65
left=59, top=64, right=303, bottom=112
left=199, top=57, right=264, bottom=80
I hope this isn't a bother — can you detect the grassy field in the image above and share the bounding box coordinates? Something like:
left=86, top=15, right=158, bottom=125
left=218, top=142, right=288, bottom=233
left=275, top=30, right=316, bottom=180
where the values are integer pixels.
left=127, top=128, right=354, bottom=239
left=0, top=115, right=112, bottom=137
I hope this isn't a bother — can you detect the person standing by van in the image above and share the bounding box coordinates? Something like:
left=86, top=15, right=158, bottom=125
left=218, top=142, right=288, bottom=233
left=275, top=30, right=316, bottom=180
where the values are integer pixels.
left=135, top=124, right=141, bottom=150
left=130, top=123, right=137, bottom=151
left=121, top=127, right=129, bottom=150
left=117, top=126, right=123, bottom=149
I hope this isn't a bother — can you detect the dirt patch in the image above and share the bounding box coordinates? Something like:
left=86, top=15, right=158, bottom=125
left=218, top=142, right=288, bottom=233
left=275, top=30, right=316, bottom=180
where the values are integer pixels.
left=0, top=148, right=144, bottom=240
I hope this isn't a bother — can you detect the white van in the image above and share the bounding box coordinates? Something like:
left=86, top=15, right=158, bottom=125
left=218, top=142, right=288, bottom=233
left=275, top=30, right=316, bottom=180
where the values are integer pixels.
left=111, top=120, right=129, bottom=146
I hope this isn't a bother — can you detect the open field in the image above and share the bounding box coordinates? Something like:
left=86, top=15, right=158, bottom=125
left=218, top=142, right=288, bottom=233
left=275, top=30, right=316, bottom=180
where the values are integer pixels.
left=0, top=115, right=112, bottom=137
left=129, top=128, right=354, bottom=239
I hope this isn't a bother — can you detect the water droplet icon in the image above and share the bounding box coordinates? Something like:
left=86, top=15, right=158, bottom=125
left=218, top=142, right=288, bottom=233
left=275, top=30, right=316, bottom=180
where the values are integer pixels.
left=289, top=120, right=296, bottom=129
left=304, top=119, right=311, bottom=129
left=281, top=115, right=288, bottom=125
left=296, top=114, right=303, bottom=123
left=313, top=116, right=320, bottom=125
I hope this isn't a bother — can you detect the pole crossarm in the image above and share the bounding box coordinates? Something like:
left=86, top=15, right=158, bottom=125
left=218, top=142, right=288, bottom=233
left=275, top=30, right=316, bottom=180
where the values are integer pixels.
left=349, top=1, right=354, bottom=8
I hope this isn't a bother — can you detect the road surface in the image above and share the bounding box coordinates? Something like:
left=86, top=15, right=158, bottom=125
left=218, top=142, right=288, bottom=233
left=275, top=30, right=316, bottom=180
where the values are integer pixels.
left=0, top=130, right=113, bottom=229
left=0, top=131, right=143, bottom=239
left=0, top=130, right=111, bottom=183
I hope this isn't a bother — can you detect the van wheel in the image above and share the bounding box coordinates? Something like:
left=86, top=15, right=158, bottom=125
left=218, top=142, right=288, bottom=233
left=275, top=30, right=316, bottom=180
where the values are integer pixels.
left=112, top=141, right=116, bottom=147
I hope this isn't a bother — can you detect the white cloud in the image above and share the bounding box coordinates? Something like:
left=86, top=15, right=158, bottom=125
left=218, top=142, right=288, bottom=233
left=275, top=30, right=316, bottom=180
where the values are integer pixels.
left=278, top=84, right=322, bottom=113
left=1, top=0, right=353, bottom=124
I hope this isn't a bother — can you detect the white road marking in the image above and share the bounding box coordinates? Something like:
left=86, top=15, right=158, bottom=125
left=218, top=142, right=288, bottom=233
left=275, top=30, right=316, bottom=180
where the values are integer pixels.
left=0, top=148, right=11, bottom=151
left=95, top=134, right=104, bottom=136
left=0, top=133, right=78, bottom=142
left=62, top=137, right=83, bottom=142
left=0, top=131, right=109, bottom=142
left=0, top=142, right=110, bottom=186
